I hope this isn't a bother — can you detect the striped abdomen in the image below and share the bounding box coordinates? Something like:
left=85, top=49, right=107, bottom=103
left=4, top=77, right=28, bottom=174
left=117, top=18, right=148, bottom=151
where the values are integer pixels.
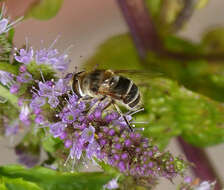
left=109, top=76, right=140, bottom=109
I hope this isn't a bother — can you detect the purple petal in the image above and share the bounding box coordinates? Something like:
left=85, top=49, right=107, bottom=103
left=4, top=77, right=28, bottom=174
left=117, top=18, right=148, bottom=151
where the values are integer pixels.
left=0, top=18, right=9, bottom=34
left=49, top=122, right=66, bottom=137
left=80, top=125, right=95, bottom=144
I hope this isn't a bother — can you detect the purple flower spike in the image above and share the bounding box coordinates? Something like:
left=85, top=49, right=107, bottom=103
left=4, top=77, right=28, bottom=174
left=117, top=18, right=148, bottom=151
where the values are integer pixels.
left=65, top=139, right=72, bottom=148
left=15, top=48, right=34, bottom=65
left=35, top=114, right=44, bottom=124
left=0, top=71, right=13, bottom=86
left=80, top=125, right=95, bottom=144
left=17, top=72, right=32, bottom=83
left=5, top=122, right=19, bottom=136
left=19, top=65, right=27, bottom=73
left=38, top=82, right=53, bottom=97
left=62, top=111, right=77, bottom=124
left=108, top=129, right=116, bottom=136
left=35, top=45, right=69, bottom=72
left=103, top=177, right=119, bottom=190
left=48, top=96, right=59, bottom=108
left=53, top=54, right=70, bottom=71
left=49, top=122, right=66, bottom=137
left=30, top=96, right=46, bottom=110
left=19, top=105, right=30, bottom=123
left=0, top=18, right=9, bottom=34
left=35, top=49, right=57, bottom=65
left=0, top=7, right=22, bottom=35
left=86, top=140, right=100, bottom=159
left=118, top=161, right=126, bottom=172
left=53, top=79, right=67, bottom=96
left=70, top=139, right=83, bottom=160
left=10, top=84, right=20, bottom=94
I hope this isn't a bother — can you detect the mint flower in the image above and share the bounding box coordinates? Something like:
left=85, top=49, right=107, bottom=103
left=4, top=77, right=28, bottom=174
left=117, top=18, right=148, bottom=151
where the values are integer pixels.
left=5, top=121, right=19, bottom=136
left=15, top=47, right=34, bottom=65
left=0, top=4, right=23, bottom=35
left=14, top=38, right=70, bottom=71
left=0, top=71, right=13, bottom=86
left=0, top=40, right=187, bottom=186
left=103, top=177, right=119, bottom=190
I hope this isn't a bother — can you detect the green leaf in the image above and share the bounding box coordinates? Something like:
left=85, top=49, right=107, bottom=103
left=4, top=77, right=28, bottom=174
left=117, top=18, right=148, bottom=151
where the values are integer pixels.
left=42, top=135, right=63, bottom=153
left=145, top=0, right=162, bottom=18
left=195, top=0, right=209, bottom=9
left=145, top=0, right=185, bottom=32
left=27, top=61, right=56, bottom=81
left=0, top=183, right=7, bottom=190
left=1, top=177, right=42, bottom=190
left=152, top=35, right=224, bottom=102
left=0, top=165, right=113, bottom=190
left=84, top=34, right=142, bottom=71
left=201, top=27, right=224, bottom=53
left=7, top=29, right=15, bottom=44
left=164, top=35, right=203, bottom=54
left=140, top=78, right=224, bottom=147
left=0, top=85, right=18, bottom=108
left=25, top=0, right=64, bottom=20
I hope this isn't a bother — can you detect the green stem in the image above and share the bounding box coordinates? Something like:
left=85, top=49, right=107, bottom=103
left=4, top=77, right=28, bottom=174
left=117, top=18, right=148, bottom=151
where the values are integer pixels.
left=0, top=62, right=19, bottom=75
left=0, top=85, right=19, bottom=108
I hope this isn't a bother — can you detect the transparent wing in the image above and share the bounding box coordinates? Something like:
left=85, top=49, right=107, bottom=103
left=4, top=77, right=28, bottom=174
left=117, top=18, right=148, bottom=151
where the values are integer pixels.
left=112, top=69, right=163, bottom=82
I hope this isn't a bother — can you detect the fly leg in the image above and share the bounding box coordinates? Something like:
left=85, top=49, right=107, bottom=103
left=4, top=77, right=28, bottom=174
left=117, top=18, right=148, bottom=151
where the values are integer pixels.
left=111, top=101, right=133, bottom=132
left=87, top=96, right=107, bottom=115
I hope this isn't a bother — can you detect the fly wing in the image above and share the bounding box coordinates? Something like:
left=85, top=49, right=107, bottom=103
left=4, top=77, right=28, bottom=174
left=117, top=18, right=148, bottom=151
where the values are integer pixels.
left=112, top=69, right=163, bottom=82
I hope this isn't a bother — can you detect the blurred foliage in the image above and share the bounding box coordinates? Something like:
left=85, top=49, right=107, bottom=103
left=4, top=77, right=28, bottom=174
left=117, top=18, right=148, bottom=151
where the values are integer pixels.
left=0, top=101, right=19, bottom=136
left=25, top=0, right=64, bottom=20
left=201, top=27, right=224, bottom=53
left=145, top=0, right=162, bottom=19
left=0, top=165, right=113, bottom=190
left=1, top=177, right=42, bottom=190
left=0, top=85, right=18, bottom=108
left=145, top=0, right=210, bottom=33
left=41, top=135, right=63, bottom=154
left=195, top=0, right=209, bottom=9
left=84, top=34, right=224, bottom=148
left=141, top=78, right=224, bottom=147
left=85, top=34, right=142, bottom=71
left=145, top=0, right=184, bottom=32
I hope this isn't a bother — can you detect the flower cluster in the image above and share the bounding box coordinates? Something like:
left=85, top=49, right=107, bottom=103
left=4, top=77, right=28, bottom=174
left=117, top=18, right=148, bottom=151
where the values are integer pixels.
left=14, top=38, right=70, bottom=72
left=7, top=64, right=186, bottom=183
left=0, top=36, right=187, bottom=186
left=0, top=4, right=23, bottom=35
left=0, top=70, right=13, bottom=87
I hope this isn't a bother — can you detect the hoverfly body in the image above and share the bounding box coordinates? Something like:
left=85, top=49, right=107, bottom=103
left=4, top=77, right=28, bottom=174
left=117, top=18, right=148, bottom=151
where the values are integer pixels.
left=70, top=69, right=142, bottom=132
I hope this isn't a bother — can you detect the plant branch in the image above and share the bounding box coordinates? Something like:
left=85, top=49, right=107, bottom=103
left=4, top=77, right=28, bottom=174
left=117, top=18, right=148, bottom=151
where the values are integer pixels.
left=172, top=0, right=195, bottom=32
left=116, top=0, right=162, bottom=60
left=117, top=0, right=224, bottom=63
left=177, top=137, right=223, bottom=190
left=162, top=51, right=224, bottom=62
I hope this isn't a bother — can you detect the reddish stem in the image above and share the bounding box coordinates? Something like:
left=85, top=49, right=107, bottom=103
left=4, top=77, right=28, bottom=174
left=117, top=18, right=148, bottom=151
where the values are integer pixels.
left=116, top=0, right=162, bottom=59
left=116, top=0, right=224, bottom=62
left=178, top=137, right=222, bottom=190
